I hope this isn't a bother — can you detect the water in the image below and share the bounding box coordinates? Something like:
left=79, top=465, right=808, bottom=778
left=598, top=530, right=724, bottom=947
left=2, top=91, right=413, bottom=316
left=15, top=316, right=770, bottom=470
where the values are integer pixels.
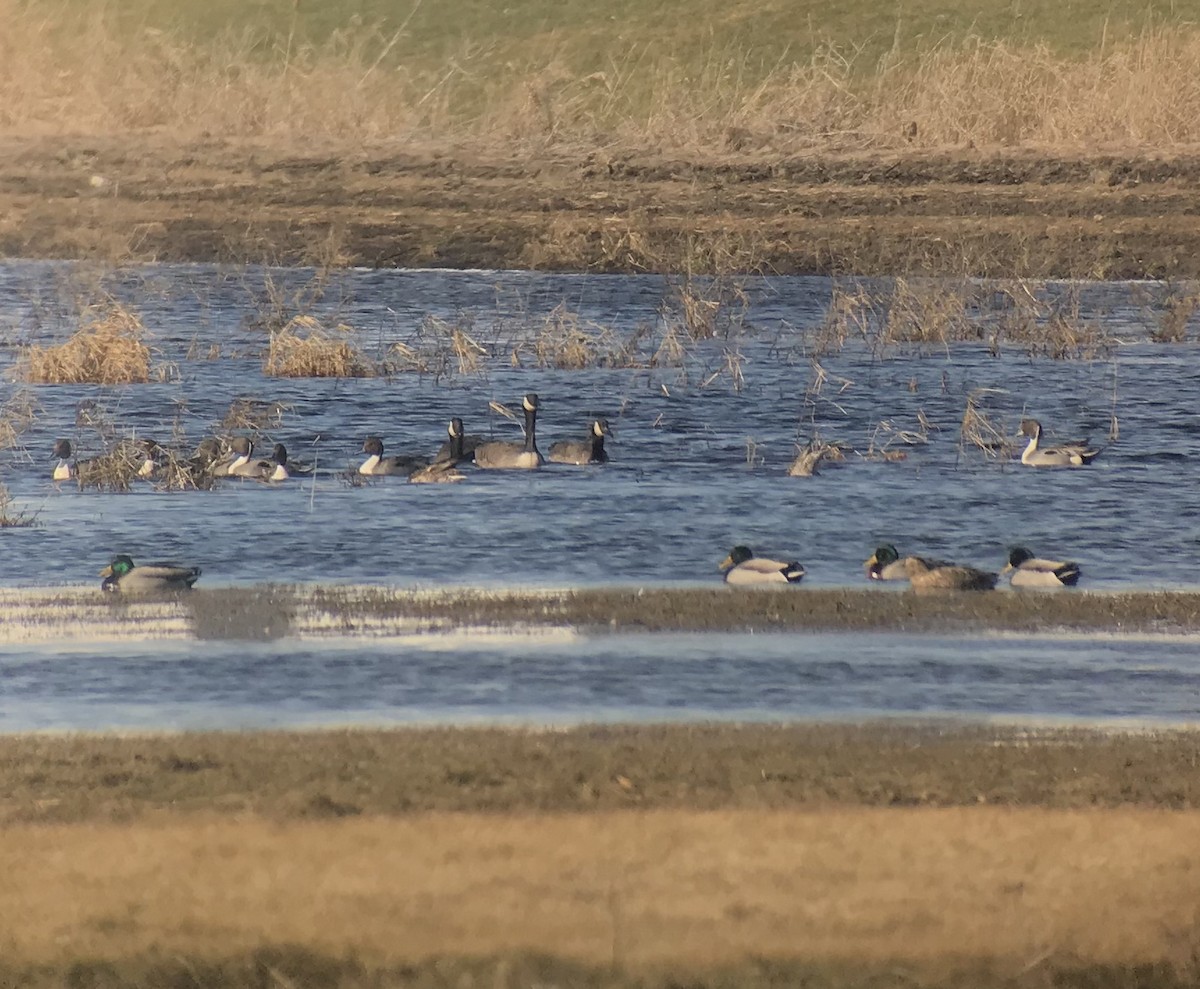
left=2, top=261, right=1199, bottom=730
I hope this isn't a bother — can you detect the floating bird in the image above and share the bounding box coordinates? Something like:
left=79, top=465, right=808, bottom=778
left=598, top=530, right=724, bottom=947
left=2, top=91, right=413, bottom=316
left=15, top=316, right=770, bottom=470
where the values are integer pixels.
left=52, top=438, right=78, bottom=480
left=1002, top=546, right=1082, bottom=587
left=474, top=394, right=544, bottom=470
left=410, top=420, right=468, bottom=483
left=434, top=417, right=481, bottom=463
left=359, top=436, right=428, bottom=477
left=904, top=556, right=997, bottom=592
left=265, top=443, right=313, bottom=481
left=549, top=417, right=611, bottom=465
left=718, top=545, right=806, bottom=585
left=864, top=544, right=956, bottom=581
left=99, top=555, right=202, bottom=593
left=212, top=436, right=256, bottom=477
left=1018, top=419, right=1101, bottom=467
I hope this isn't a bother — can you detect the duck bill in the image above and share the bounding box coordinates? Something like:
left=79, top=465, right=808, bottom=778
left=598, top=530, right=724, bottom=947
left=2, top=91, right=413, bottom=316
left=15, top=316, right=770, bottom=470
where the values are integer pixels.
left=98, top=564, right=114, bottom=577
left=1000, top=562, right=1014, bottom=574
left=863, top=553, right=879, bottom=568
left=718, top=554, right=734, bottom=571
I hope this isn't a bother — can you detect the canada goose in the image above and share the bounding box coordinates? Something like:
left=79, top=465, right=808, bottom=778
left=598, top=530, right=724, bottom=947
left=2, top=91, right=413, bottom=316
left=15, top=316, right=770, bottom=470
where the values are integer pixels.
left=1018, top=419, right=1101, bottom=467
left=864, top=544, right=956, bottom=581
left=99, top=555, right=202, bottom=593
left=549, top=418, right=611, bottom=465
left=1002, top=546, right=1082, bottom=587
left=410, top=420, right=467, bottom=483
left=718, top=545, right=806, bottom=585
left=435, top=418, right=481, bottom=463
left=474, top=394, right=543, bottom=470
left=904, top=556, right=997, bottom=592
left=359, top=436, right=428, bottom=477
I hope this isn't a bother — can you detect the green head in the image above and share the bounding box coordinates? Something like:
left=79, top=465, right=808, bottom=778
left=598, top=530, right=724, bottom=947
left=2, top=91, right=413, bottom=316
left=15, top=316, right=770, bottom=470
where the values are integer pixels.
left=1005, top=546, right=1034, bottom=569
left=719, top=545, right=754, bottom=571
left=99, top=555, right=135, bottom=579
left=872, top=544, right=900, bottom=566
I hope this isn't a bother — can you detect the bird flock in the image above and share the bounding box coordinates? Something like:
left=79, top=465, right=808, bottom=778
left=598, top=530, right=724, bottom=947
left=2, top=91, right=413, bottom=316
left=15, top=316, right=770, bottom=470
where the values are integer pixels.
left=69, top=402, right=1091, bottom=595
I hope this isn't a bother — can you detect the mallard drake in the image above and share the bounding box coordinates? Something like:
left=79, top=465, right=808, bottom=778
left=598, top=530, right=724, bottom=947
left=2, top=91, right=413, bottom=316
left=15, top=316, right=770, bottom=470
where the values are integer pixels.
left=904, top=556, right=997, bottom=592
left=1002, top=546, right=1082, bottom=587
left=1018, top=419, right=1101, bottom=467
left=474, top=394, right=544, bottom=470
left=549, top=418, right=611, bottom=465
left=434, top=418, right=481, bottom=463
left=864, top=544, right=956, bottom=581
left=359, top=436, right=428, bottom=477
left=718, top=545, right=805, bottom=585
left=99, top=555, right=201, bottom=593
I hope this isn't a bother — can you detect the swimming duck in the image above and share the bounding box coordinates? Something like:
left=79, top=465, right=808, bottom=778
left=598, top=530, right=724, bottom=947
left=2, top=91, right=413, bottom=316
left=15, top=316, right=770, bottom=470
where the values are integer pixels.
left=99, top=555, right=202, bottom=593
left=1002, top=546, right=1082, bottom=587
left=864, top=544, right=956, bottom=581
left=212, top=437, right=256, bottom=477
left=904, top=556, right=997, bottom=592
left=718, top=545, right=806, bottom=585
left=359, top=436, right=428, bottom=477
left=136, top=439, right=164, bottom=479
left=52, top=438, right=77, bottom=480
left=434, top=418, right=481, bottom=463
left=549, top=418, right=611, bottom=465
left=474, top=394, right=544, bottom=470
left=1018, top=419, right=1101, bottom=467
left=265, top=443, right=314, bottom=481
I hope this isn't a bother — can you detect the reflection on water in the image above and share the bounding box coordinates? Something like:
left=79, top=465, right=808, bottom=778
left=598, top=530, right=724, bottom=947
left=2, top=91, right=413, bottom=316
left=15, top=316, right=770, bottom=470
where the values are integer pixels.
left=3, top=630, right=1199, bottom=733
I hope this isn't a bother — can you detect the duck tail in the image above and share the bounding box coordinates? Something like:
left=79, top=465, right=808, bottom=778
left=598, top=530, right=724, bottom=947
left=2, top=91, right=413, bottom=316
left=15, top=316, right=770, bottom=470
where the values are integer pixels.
left=1055, top=563, right=1082, bottom=586
left=782, top=563, right=806, bottom=583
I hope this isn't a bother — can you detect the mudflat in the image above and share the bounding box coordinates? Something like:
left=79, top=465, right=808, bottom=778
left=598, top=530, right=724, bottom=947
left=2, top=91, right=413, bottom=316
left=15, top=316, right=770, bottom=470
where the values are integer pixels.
left=3, top=136, right=1199, bottom=278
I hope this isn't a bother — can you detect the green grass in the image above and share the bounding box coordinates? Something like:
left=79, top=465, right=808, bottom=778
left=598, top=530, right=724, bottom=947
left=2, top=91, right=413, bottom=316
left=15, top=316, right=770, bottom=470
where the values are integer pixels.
left=52, top=0, right=1200, bottom=77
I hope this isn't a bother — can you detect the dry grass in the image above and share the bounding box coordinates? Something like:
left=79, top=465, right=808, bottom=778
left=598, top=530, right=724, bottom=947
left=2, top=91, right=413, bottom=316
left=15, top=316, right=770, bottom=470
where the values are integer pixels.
left=264, top=315, right=374, bottom=377
left=1, top=807, right=1198, bottom=972
left=958, top=388, right=1016, bottom=462
left=21, top=300, right=155, bottom=384
left=12, top=1, right=1200, bottom=154
left=0, top=482, right=38, bottom=527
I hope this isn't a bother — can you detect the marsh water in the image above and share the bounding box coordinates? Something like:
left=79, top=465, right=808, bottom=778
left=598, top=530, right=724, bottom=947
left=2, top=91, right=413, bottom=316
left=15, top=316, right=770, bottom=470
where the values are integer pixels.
left=2, top=260, right=1199, bottom=730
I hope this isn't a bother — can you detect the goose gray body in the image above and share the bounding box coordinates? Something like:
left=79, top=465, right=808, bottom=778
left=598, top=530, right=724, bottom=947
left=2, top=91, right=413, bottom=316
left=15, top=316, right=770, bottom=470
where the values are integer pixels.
left=474, top=394, right=544, bottom=470
left=1018, top=419, right=1101, bottom=467
left=719, top=545, right=805, bottom=585
left=359, top=436, right=428, bottom=477
left=435, top=419, right=481, bottom=463
left=548, top=418, right=610, bottom=466
left=100, top=555, right=201, bottom=593
left=411, top=419, right=468, bottom=483
left=1002, top=546, right=1082, bottom=587
left=904, top=556, right=997, bottom=592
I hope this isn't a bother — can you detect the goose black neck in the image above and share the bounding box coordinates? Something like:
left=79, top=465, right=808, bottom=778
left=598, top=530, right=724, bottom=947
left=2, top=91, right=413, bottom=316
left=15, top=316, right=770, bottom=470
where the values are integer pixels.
left=590, top=433, right=606, bottom=458
left=523, top=405, right=538, bottom=452
left=449, top=429, right=465, bottom=462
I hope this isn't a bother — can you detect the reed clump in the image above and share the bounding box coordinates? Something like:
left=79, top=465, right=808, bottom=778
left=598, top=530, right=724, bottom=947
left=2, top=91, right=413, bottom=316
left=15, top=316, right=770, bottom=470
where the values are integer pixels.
left=22, top=301, right=154, bottom=384
left=0, top=483, right=38, bottom=527
left=390, top=315, right=490, bottom=378
left=265, top=316, right=373, bottom=378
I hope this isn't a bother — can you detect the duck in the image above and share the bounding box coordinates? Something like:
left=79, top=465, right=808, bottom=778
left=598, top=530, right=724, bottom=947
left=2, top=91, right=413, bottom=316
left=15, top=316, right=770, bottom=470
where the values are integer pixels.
left=904, top=556, right=997, bottom=592
left=211, top=436, right=255, bottom=477
left=136, top=439, right=164, bottom=479
left=718, top=545, right=805, bottom=585
left=266, top=443, right=314, bottom=481
left=1002, top=546, right=1082, bottom=587
left=99, top=555, right=202, bottom=593
left=864, top=544, right=956, bottom=581
left=52, top=438, right=77, bottom=480
left=548, top=418, right=611, bottom=465
left=1018, top=419, right=1101, bottom=467
left=434, top=418, right=481, bottom=463
left=474, top=394, right=544, bottom=470
left=359, top=436, right=428, bottom=477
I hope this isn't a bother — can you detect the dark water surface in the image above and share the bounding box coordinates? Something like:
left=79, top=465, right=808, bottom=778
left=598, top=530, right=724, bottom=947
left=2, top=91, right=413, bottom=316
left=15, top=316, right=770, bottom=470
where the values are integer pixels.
left=1, top=262, right=1198, bottom=730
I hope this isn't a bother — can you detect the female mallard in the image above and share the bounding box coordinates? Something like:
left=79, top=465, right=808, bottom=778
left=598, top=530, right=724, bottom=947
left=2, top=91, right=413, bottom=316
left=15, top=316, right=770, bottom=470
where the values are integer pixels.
left=1002, top=546, right=1082, bottom=587
left=864, top=544, right=956, bottom=581
left=359, top=436, right=428, bottom=477
left=719, top=545, right=805, bottom=585
left=1018, top=419, right=1101, bottom=467
left=549, top=418, right=611, bottom=465
left=99, top=555, right=202, bottom=593
left=904, top=556, right=997, bottom=592
left=474, top=394, right=544, bottom=470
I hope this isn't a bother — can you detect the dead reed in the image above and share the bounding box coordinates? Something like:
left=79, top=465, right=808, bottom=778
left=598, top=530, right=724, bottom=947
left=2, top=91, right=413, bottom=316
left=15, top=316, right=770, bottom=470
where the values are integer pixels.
left=265, top=315, right=373, bottom=377
left=390, top=315, right=490, bottom=378
left=0, top=483, right=38, bottom=527
left=957, top=388, right=1016, bottom=462
left=21, top=300, right=155, bottom=384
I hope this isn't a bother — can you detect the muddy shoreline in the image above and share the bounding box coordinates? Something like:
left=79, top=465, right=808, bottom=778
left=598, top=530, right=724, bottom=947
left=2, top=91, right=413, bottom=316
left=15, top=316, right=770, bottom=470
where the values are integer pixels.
left=3, top=136, right=1200, bottom=278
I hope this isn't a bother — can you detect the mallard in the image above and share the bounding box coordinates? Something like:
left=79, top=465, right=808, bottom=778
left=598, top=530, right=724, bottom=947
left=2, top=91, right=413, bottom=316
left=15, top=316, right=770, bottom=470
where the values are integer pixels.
left=1018, top=419, right=1101, bottom=467
left=864, top=544, right=956, bottom=581
left=718, top=545, right=805, bottom=585
left=359, top=436, right=428, bottom=477
left=434, top=418, right=481, bottom=463
left=548, top=418, right=611, bottom=465
left=1002, top=546, right=1082, bottom=587
left=904, top=556, right=997, bottom=592
left=99, top=555, right=201, bottom=593
left=474, top=394, right=544, bottom=470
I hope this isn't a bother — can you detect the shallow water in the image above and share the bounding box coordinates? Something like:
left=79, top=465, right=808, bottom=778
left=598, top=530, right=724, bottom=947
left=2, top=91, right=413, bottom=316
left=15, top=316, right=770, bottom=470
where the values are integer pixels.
left=1, top=261, right=1199, bottom=729
left=3, top=630, right=1200, bottom=733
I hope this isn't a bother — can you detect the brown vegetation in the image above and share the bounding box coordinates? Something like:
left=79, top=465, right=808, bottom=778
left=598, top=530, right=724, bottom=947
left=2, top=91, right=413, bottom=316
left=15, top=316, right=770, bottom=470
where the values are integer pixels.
left=264, top=315, right=374, bottom=377
left=21, top=299, right=155, bottom=384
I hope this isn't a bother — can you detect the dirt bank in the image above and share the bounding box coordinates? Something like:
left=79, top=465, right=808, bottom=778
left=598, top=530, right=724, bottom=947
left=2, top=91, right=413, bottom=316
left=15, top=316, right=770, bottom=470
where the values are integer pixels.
left=3, top=136, right=1199, bottom=278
